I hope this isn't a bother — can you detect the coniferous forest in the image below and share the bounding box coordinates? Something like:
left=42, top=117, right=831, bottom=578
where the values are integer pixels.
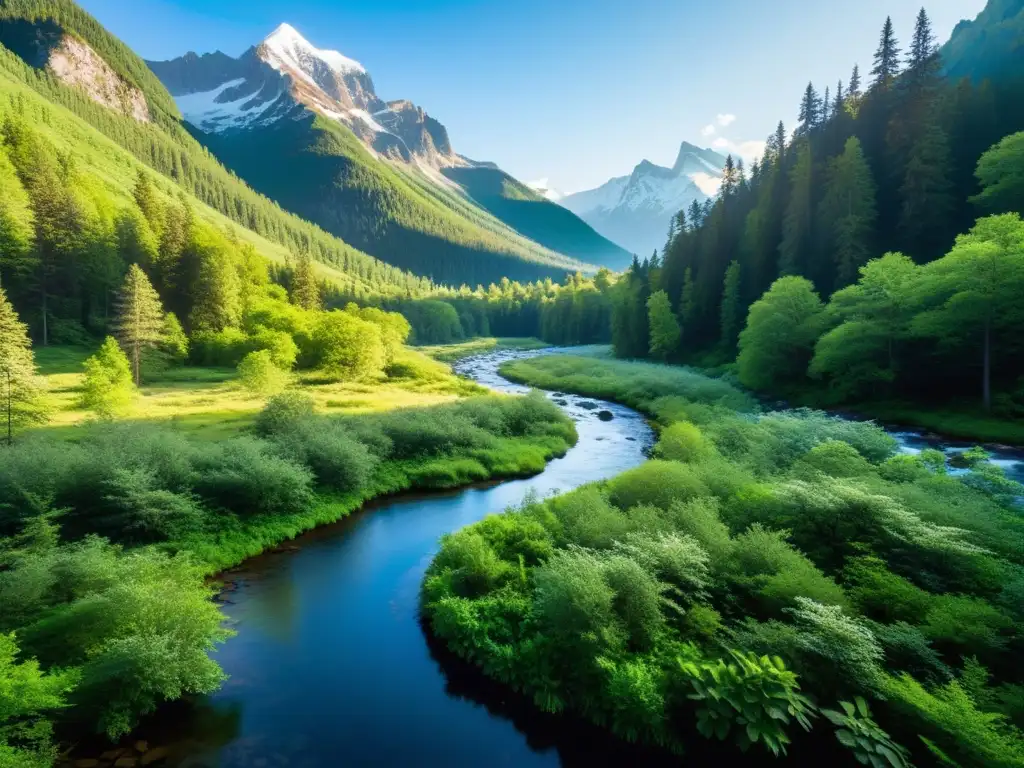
left=1, top=1, right=1024, bottom=767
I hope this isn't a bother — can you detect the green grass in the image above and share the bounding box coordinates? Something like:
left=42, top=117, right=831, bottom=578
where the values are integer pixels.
left=852, top=402, right=1024, bottom=445
left=500, top=354, right=758, bottom=416
left=417, top=337, right=548, bottom=363
left=32, top=345, right=485, bottom=438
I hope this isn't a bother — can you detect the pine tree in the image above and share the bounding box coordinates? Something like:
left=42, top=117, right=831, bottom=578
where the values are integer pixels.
left=822, top=86, right=831, bottom=122
left=133, top=171, right=165, bottom=239
left=0, top=143, right=35, bottom=286
left=871, top=17, right=901, bottom=88
left=291, top=251, right=321, bottom=311
left=779, top=143, right=814, bottom=277
left=819, top=137, right=879, bottom=288
left=0, top=285, right=47, bottom=444
left=798, top=83, right=823, bottom=134
left=719, top=261, right=742, bottom=355
left=900, top=122, right=955, bottom=260
left=849, top=65, right=862, bottom=98
left=721, top=155, right=739, bottom=196
left=113, top=264, right=165, bottom=385
left=906, top=8, right=938, bottom=78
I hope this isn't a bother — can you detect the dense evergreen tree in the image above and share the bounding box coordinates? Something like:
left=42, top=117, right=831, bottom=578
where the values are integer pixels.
left=871, top=17, right=902, bottom=88
left=819, top=137, right=878, bottom=288
left=290, top=251, right=322, bottom=311
left=113, top=264, right=164, bottom=385
left=719, top=261, right=742, bottom=354
left=0, top=284, right=46, bottom=444
left=80, top=335, right=135, bottom=418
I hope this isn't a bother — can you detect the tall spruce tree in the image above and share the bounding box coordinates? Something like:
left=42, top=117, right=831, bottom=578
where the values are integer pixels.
left=798, top=83, right=823, bottom=134
left=0, top=143, right=35, bottom=287
left=906, top=8, right=938, bottom=80
left=819, top=137, right=879, bottom=288
left=719, top=261, right=743, bottom=355
left=291, top=251, right=322, bottom=311
left=0, top=285, right=47, bottom=444
left=113, top=264, right=165, bottom=385
left=871, top=17, right=901, bottom=89
left=899, top=122, right=955, bottom=260
left=779, top=143, right=814, bottom=277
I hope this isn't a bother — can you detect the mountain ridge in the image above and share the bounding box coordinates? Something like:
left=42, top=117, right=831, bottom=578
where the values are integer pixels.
left=560, top=142, right=727, bottom=256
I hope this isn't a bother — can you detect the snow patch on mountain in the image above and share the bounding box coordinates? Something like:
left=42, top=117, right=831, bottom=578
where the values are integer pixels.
left=526, top=178, right=564, bottom=202
left=559, top=142, right=727, bottom=256
left=262, top=23, right=366, bottom=79
left=175, top=77, right=281, bottom=133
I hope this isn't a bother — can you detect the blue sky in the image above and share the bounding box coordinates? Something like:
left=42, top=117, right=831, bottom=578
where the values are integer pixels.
left=80, top=0, right=987, bottom=194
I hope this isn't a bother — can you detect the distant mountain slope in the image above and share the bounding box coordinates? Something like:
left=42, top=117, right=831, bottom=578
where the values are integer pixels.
left=149, top=24, right=615, bottom=284
left=942, top=0, right=1024, bottom=81
left=443, top=166, right=633, bottom=270
left=0, top=0, right=430, bottom=296
left=560, top=142, right=727, bottom=257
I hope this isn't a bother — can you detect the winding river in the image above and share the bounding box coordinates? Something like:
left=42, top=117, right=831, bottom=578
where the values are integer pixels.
left=146, top=350, right=656, bottom=767
left=131, top=349, right=1021, bottom=767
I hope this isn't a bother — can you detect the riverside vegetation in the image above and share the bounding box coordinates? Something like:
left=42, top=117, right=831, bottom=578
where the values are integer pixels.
left=423, top=353, right=1024, bottom=766
left=0, top=246, right=576, bottom=765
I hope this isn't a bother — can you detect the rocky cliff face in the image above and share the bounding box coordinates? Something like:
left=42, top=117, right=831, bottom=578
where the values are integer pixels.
left=148, top=24, right=462, bottom=169
left=48, top=35, right=150, bottom=122
left=0, top=18, right=150, bottom=122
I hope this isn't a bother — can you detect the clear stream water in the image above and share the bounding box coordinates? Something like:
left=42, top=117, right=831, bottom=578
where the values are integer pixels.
left=133, top=349, right=1021, bottom=767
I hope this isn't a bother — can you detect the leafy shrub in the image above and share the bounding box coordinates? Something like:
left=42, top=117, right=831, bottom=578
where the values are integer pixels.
left=677, top=649, right=815, bottom=756
left=3, top=541, right=230, bottom=739
left=189, top=327, right=254, bottom=367
left=654, top=422, right=713, bottom=463
left=237, top=350, right=289, bottom=396
left=607, top=461, right=710, bottom=512
left=666, top=497, right=734, bottom=561
left=192, top=437, right=313, bottom=516
left=922, top=595, right=1015, bottom=661
left=533, top=547, right=618, bottom=651
left=844, top=556, right=934, bottom=624
left=881, top=674, right=1024, bottom=768
left=595, top=655, right=668, bottom=746
left=250, top=328, right=299, bottom=370
left=786, top=597, right=884, bottom=696
left=821, top=697, right=911, bottom=768
left=430, top=530, right=513, bottom=598
left=866, top=621, right=951, bottom=683
left=613, top=531, right=710, bottom=604
left=602, top=553, right=668, bottom=651
left=269, top=419, right=378, bottom=493
left=548, top=487, right=633, bottom=549
left=799, top=440, right=875, bottom=478
left=727, top=525, right=847, bottom=614
left=80, top=337, right=135, bottom=418
left=472, top=511, right=553, bottom=567
left=253, top=392, right=315, bottom=437
left=878, top=454, right=931, bottom=483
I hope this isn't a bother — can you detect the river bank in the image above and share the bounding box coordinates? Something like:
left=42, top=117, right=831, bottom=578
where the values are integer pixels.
left=61, top=350, right=654, bottom=767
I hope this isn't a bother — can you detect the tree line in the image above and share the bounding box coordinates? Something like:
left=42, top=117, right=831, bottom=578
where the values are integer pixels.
left=606, top=9, right=1024, bottom=413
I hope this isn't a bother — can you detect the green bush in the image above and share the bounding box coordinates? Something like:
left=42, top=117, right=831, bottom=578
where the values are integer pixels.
left=269, top=419, right=377, bottom=493
left=677, top=649, right=815, bottom=756
left=253, top=392, right=316, bottom=437
left=607, top=461, right=710, bottom=512
left=799, top=440, right=875, bottom=478
left=192, top=437, right=313, bottom=516
left=654, top=422, right=713, bottom=463
left=237, top=350, right=289, bottom=396
left=189, top=327, right=254, bottom=367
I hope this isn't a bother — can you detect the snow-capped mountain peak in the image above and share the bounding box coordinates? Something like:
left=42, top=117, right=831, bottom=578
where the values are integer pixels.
left=262, top=23, right=366, bottom=79
left=149, top=25, right=467, bottom=170
left=558, top=142, right=727, bottom=256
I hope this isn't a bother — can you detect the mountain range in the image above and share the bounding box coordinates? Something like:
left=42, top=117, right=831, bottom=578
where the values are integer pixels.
left=147, top=24, right=632, bottom=283
left=558, top=142, right=727, bottom=258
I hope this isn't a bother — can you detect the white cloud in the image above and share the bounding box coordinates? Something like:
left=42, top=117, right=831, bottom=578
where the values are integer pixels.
left=690, top=171, right=722, bottom=197
left=708, top=137, right=767, bottom=164
left=700, top=124, right=716, bottom=137
left=716, top=113, right=737, bottom=127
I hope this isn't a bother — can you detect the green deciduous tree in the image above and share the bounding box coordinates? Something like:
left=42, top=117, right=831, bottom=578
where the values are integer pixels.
left=80, top=336, right=135, bottom=418
left=646, top=290, right=681, bottom=361
left=312, top=310, right=385, bottom=381
left=737, top=276, right=826, bottom=391
left=912, top=214, right=1024, bottom=410
left=237, top=350, right=289, bottom=397
left=810, top=253, right=918, bottom=399
left=113, top=264, right=165, bottom=386
left=0, top=632, right=78, bottom=768
left=0, top=286, right=47, bottom=445
left=973, top=132, right=1024, bottom=215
